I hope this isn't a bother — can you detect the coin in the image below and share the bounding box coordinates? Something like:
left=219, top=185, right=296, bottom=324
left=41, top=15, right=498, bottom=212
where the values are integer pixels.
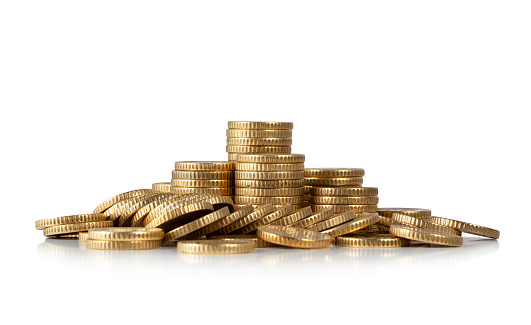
left=78, top=232, right=89, bottom=242
left=389, top=225, right=463, bottom=247
left=234, top=204, right=303, bottom=210
left=88, top=227, right=164, bottom=241
left=235, top=153, right=305, bottom=164
left=312, top=204, right=378, bottom=214
left=309, top=187, right=378, bottom=197
left=186, top=205, right=254, bottom=238
left=145, top=201, right=215, bottom=232
left=235, top=179, right=304, bottom=188
left=102, top=193, right=156, bottom=221
left=226, top=145, right=292, bottom=154
left=429, top=216, right=500, bottom=239
left=227, top=138, right=293, bottom=146
left=171, top=179, right=234, bottom=188
left=257, top=225, right=332, bottom=249
left=171, top=187, right=234, bottom=196
left=307, top=211, right=357, bottom=232
left=43, top=221, right=114, bottom=237
left=235, top=205, right=293, bottom=234
left=304, top=177, right=363, bottom=187
left=227, top=121, right=294, bottom=130
left=377, top=208, right=431, bottom=219
left=118, top=193, right=176, bottom=227
left=210, top=204, right=274, bottom=235
left=152, top=182, right=172, bottom=192
left=208, top=234, right=276, bottom=248
left=310, top=196, right=379, bottom=205
left=93, top=189, right=156, bottom=214
left=177, top=239, right=255, bottom=254
left=290, top=207, right=334, bottom=228
left=269, top=206, right=313, bottom=226
left=321, top=213, right=379, bottom=238
left=335, top=234, right=410, bottom=248
left=228, top=153, right=240, bottom=161
left=235, top=171, right=304, bottom=180
left=235, top=187, right=305, bottom=196
left=172, top=170, right=234, bottom=180
left=174, top=161, right=235, bottom=171
left=134, top=194, right=189, bottom=226
left=163, top=207, right=230, bottom=243
left=304, top=168, right=365, bottom=178
left=235, top=163, right=304, bottom=172
left=226, top=129, right=292, bottom=138
left=234, top=196, right=304, bottom=205
left=86, top=240, right=162, bottom=250
left=35, top=213, right=107, bottom=230
left=391, top=213, right=462, bottom=236
left=142, top=194, right=208, bottom=226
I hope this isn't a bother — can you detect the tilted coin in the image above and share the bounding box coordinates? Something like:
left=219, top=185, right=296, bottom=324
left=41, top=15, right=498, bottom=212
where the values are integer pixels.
left=172, top=170, right=234, bottom=180
left=131, top=194, right=184, bottom=227
left=88, top=227, right=164, bottom=241
left=429, top=216, right=500, bottom=239
left=102, top=193, right=157, bottom=222
left=235, top=187, right=304, bottom=197
left=226, top=145, right=291, bottom=154
left=235, top=179, right=304, bottom=188
left=93, top=189, right=156, bottom=214
left=227, top=121, right=294, bottom=130
left=235, top=205, right=293, bottom=234
left=171, top=187, right=234, bottom=196
left=304, top=177, right=363, bottom=187
left=310, top=196, right=379, bottom=205
left=227, top=137, right=293, bottom=146
left=186, top=205, right=254, bottom=239
left=307, top=211, right=357, bottom=232
left=321, top=213, right=379, bottom=238
left=177, top=239, right=255, bottom=254
left=377, top=216, right=405, bottom=227
left=377, top=208, right=431, bottom=219
left=118, top=193, right=176, bottom=227
left=35, top=213, right=107, bottom=230
left=171, top=179, right=234, bottom=188
left=226, top=129, right=292, bottom=138
left=43, top=221, right=114, bottom=237
left=257, top=225, right=332, bottom=249
left=304, top=168, right=365, bottom=178
left=391, top=213, right=462, bottom=236
left=335, top=234, right=410, bottom=248
left=208, top=234, right=276, bottom=248
left=86, top=240, right=162, bottom=250
left=235, top=153, right=305, bottom=164
left=290, top=207, right=334, bottom=228
left=78, top=232, right=89, bottom=242
left=234, top=196, right=304, bottom=205
left=309, top=187, right=378, bottom=197
left=235, top=171, right=304, bottom=180
left=389, top=225, right=463, bottom=247
left=210, top=204, right=274, bottom=235
left=174, top=161, right=235, bottom=171
left=145, top=201, right=215, bottom=232
left=270, top=206, right=313, bottom=226
left=142, top=194, right=208, bottom=226
left=312, top=204, right=378, bottom=214
left=152, top=182, right=171, bottom=192
left=163, top=207, right=230, bottom=243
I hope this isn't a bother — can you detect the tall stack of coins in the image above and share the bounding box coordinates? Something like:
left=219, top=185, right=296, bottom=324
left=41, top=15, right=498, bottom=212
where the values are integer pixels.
left=226, top=121, right=293, bottom=161
left=234, top=154, right=305, bottom=209
left=171, top=161, right=235, bottom=198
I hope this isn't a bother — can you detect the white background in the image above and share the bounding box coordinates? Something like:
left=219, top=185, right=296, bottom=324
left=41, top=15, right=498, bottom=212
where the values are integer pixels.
left=1, top=1, right=529, bottom=324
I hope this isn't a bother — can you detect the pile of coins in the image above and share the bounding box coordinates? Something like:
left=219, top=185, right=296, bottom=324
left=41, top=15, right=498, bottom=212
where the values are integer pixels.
left=171, top=161, right=235, bottom=198
left=226, top=121, right=293, bottom=161
left=234, top=154, right=305, bottom=209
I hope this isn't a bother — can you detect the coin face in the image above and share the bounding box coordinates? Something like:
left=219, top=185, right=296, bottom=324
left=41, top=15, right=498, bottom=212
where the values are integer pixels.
left=257, top=225, right=332, bottom=249
left=177, top=239, right=255, bottom=254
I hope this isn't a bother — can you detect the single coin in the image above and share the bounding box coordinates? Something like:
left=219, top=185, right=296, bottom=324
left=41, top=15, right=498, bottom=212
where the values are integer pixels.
left=235, top=205, right=293, bottom=234
left=228, top=153, right=241, bottom=161
left=234, top=204, right=303, bottom=211
left=86, top=239, right=162, bottom=250
left=227, top=137, right=292, bottom=146
left=310, top=196, right=379, bottom=205
left=186, top=205, right=254, bottom=238
left=312, top=204, right=378, bottom=214
left=118, top=193, right=176, bottom=227
left=35, top=213, right=107, bottom=230
left=206, top=195, right=235, bottom=210
left=171, top=187, right=234, bottom=196
left=304, top=177, right=363, bottom=187
left=172, top=170, right=234, bottom=180
left=93, top=189, right=156, bottom=214
left=171, top=179, right=234, bottom=188
left=163, top=207, right=230, bottom=243
left=145, top=201, right=215, bottom=232
left=307, top=211, right=357, bottom=232
left=389, top=225, right=463, bottom=247
left=235, top=187, right=304, bottom=197
left=429, top=216, right=500, bottom=239
left=152, top=182, right=172, bottom=192
left=377, top=216, right=405, bottom=227
left=226, top=145, right=292, bottom=154
left=270, top=206, right=313, bottom=226
left=336, top=234, right=410, bottom=248
left=174, top=161, right=235, bottom=171
left=234, top=196, right=304, bottom=205
left=304, top=168, right=365, bottom=178
left=235, top=163, right=304, bottom=172
left=235, top=179, right=304, bottom=188
left=226, top=129, right=292, bottom=138
left=392, top=213, right=462, bottom=236
left=321, top=213, right=379, bottom=238
left=290, top=208, right=334, bottom=228
left=309, top=187, right=378, bottom=197
left=78, top=232, right=89, bottom=242
left=208, top=234, right=276, bottom=248
left=88, top=227, right=164, bottom=241
left=177, top=239, right=255, bottom=254
left=211, top=204, right=274, bottom=235
left=257, top=225, right=332, bottom=249
left=235, top=171, right=304, bottom=180
left=235, top=153, right=305, bottom=164
left=43, top=221, right=114, bottom=237
left=227, top=121, right=294, bottom=130
left=377, top=208, right=431, bottom=219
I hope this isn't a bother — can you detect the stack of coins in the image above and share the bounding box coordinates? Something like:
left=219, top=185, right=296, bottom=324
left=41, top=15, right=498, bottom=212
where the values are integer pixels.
left=171, top=161, right=235, bottom=198
left=226, top=121, right=293, bottom=161
left=86, top=227, right=165, bottom=250
left=234, top=154, right=305, bottom=209
left=35, top=213, right=114, bottom=238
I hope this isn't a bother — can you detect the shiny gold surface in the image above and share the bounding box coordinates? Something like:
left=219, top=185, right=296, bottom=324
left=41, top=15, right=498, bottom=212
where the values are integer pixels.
left=257, top=225, right=332, bottom=249
left=177, top=239, right=255, bottom=254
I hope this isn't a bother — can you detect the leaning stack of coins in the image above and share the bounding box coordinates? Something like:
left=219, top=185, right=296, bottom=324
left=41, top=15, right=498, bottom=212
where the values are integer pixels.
left=171, top=161, right=235, bottom=198
left=35, top=213, right=114, bottom=238
left=226, top=121, right=293, bottom=162
left=86, top=227, right=164, bottom=250
left=234, top=154, right=305, bottom=209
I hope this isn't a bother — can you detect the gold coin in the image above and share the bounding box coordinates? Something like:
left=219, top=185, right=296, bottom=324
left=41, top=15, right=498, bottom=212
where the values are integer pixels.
left=377, top=208, right=431, bottom=219
left=257, top=225, right=332, bottom=249
left=103, top=194, right=158, bottom=223
left=377, top=216, right=404, bottom=227
left=312, top=204, right=378, bottom=214
left=235, top=205, right=293, bottom=234
left=171, top=187, right=234, bottom=196
left=171, top=179, right=234, bottom=188
left=227, top=121, right=293, bottom=130
left=226, top=129, right=292, bottom=138
left=172, top=170, right=234, bottom=180
left=228, top=153, right=240, bottom=161
left=234, top=204, right=303, bottom=210
left=304, top=177, right=363, bottom=187
left=118, top=193, right=176, bottom=227
left=235, top=171, right=304, bottom=180
left=321, top=213, right=379, bottom=238
left=234, top=196, right=304, bottom=205
left=142, top=194, right=207, bottom=226
left=208, top=234, right=276, bottom=248
left=390, top=225, right=463, bottom=246
left=206, top=195, right=235, bottom=210
left=93, top=189, right=156, bottom=214
left=131, top=194, right=183, bottom=227
left=336, top=234, right=410, bottom=248
left=35, top=213, right=107, bottom=230
left=310, top=196, right=379, bottom=205
left=177, top=239, right=255, bottom=254
left=78, top=232, right=89, bottom=242
left=174, top=161, right=235, bottom=171
left=309, top=187, right=378, bottom=197
left=235, top=179, right=304, bottom=188
left=235, top=187, right=304, bottom=197
left=235, top=163, right=304, bottom=172
left=43, top=221, right=114, bottom=237
left=88, top=227, right=164, bottom=241
left=304, top=168, right=365, bottom=178
left=227, top=137, right=292, bottom=146
left=391, top=213, right=462, bottom=236
left=145, top=201, right=215, bottom=232
left=152, top=182, right=172, bottom=192
left=186, top=205, right=254, bottom=238
left=270, top=206, right=313, bottom=226
left=307, top=211, right=357, bottom=232
left=163, top=207, right=230, bottom=243
left=290, top=207, right=334, bottom=228
left=235, top=153, right=305, bottom=164
left=226, top=145, right=292, bottom=154
left=211, top=204, right=274, bottom=235
left=86, top=239, right=162, bottom=250
left=429, top=216, right=500, bottom=239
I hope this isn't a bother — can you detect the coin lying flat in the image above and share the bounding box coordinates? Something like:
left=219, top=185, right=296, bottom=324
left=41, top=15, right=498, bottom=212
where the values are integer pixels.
left=257, top=225, right=332, bottom=249
left=312, top=204, right=378, bottom=214
left=163, top=207, right=230, bottom=243
left=227, top=138, right=293, bottom=146
left=228, top=121, right=294, bottom=130
left=88, top=227, right=164, bottom=241
left=235, top=205, right=293, bottom=234
left=226, top=129, right=292, bottom=138
left=172, top=170, right=235, bottom=180
left=290, top=207, right=334, bottom=228
left=177, top=239, right=255, bottom=254
left=310, top=196, right=379, bottom=205
left=335, top=234, right=410, bottom=248
left=234, top=196, right=304, bottom=205
left=391, top=213, right=461, bottom=236
left=304, top=168, right=365, bottom=178
left=86, top=240, right=162, bottom=250
left=208, top=234, right=277, bottom=248
left=226, top=145, right=292, bottom=154
left=186, top=205, right=254, bottom=239
left=235, top=187, right=305, bottom=197
left=235, top=171, right=305, bottom=180
left=389, top=225, right=463, bottom=247
left=235, top=179, right=304, bottom=188
left=171, top=179, right=234, bottom=188
left=377, top=208, right=431, bottom=219
left=429, top=216, right=500, bottom=239
left=304, top=177, right=363, bottom=187
left=152, top=182, right=171, bottom=192
left=270, top=206, right=313, bottom=226
left=235, top=154, right=305, bottom=164
left=307, top=211, right=357, bottom=232
left=35, top=213, right=108, bottom=230
left=309, top=187, right=378, bottom=197
left=43, top=221, right=114, bottom=237
left=171, top=187, right=234, bottom=196
left=174, top=161, right=235, bottom=171
left=93, top=189, right=156, bottom=214
left=78, top=232, right=89, bottom=242
left=321, top=213, right=379, bottom=238
left=235, top=163, right=304, bottom=172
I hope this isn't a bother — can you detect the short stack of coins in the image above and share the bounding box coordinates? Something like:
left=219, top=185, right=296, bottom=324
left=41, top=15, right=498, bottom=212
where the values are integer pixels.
left=226, top=121, right=293, bottom=161
left=306, top=168, right=379, bottom=214
left=234, top=153, right=305, bottom=209
left=171, top=161, right=235, bottom=198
